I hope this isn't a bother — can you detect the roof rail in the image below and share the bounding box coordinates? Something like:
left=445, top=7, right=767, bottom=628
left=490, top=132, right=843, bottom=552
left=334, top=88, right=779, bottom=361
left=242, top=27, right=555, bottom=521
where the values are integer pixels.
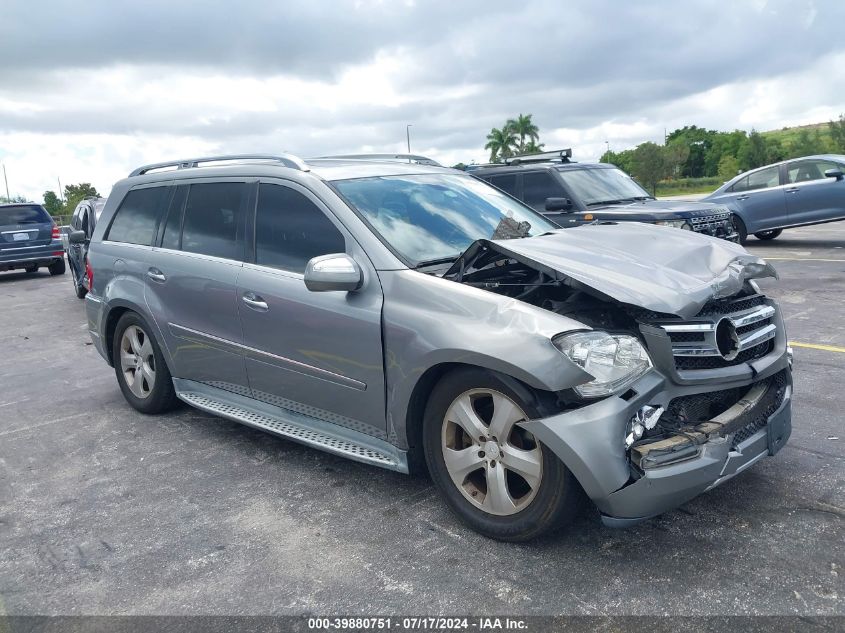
left=316, top=153, right=442, bottom=167
left=129, top=153, right=310, bottom=177
left=505, top=148, right=573, bottom=166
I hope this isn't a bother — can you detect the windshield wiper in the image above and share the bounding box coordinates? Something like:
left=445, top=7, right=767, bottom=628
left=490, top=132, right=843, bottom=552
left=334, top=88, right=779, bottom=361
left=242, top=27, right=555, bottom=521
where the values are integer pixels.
left=630, top=196, right=654, bottom=201
left=413, top=255, right=461, bottom=269
left=586, top=198, right=636, bottom=206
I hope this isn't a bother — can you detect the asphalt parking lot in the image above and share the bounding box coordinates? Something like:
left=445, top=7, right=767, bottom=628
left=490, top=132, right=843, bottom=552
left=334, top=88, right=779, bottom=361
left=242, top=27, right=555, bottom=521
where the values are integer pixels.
left=0, top=224, right=843, bottom=617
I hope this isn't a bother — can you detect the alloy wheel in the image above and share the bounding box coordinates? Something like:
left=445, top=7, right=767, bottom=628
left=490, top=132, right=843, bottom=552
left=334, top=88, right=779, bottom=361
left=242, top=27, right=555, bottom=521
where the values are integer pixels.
left=441, top=389, right=542, bottom=516
left=119, top=325, right=156, bottom=399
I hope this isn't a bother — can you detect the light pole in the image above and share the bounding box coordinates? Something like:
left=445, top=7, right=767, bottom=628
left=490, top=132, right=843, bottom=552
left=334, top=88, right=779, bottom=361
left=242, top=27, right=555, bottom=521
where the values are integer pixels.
left=605, top=140, right=610, bottom=158
left=406, top=124, right=412, bottom=155
left=2, top=164, right=9, bottom=201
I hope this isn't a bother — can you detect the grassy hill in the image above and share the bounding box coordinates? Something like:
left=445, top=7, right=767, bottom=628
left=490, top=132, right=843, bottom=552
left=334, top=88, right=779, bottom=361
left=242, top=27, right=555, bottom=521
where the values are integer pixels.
left=760, top=122, right=834, bottom=148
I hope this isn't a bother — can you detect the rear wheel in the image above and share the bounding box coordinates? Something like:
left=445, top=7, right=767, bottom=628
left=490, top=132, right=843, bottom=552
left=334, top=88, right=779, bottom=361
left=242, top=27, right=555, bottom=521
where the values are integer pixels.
left=754, top=229, right=783, bottom=241
left=48, top=259, right=66, bottom=275
left=112, top=312, right=178, bottom=414
left=731, top=214, right=748, bottom=245
left=423, top=367, right=581, bottom=541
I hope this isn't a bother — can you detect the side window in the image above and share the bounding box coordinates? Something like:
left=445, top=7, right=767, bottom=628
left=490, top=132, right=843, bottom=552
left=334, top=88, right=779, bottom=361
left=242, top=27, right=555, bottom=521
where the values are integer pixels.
left=106, top=187, right=167, bottom=246
left=522, top=171, right=561, bottom=208
left=70, top=205, right=82, bottom=230
left=160, top=186, right=188, bottom=250
left=81, top=206, right=91, bottom=236
left=488, top=174, right=518, bottom=197
left=255, top=183, right=345, bottom=273
left=787, top=160, right=838, bottom=184
left=744, top=166, right=779, bottom=192
left=181, top=183, right=247, bottom=261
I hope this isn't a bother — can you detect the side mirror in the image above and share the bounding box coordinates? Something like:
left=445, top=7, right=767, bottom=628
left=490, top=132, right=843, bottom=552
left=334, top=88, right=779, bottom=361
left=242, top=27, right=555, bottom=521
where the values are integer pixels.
left=824, top=168, right=844, bottom=181
left=545, top=197, right=573, bottom=212
left=304, top=254, right=363, bottom=292
left=68, top=230, right=87, bottom=244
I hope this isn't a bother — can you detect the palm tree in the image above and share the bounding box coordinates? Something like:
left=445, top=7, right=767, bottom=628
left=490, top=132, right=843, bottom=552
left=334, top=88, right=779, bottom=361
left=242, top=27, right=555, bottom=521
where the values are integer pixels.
left=506, top=114, right=540, bottom=154
left=522, top=140, right=545, bottom=154
left=485, top=126, right=517, bottom=163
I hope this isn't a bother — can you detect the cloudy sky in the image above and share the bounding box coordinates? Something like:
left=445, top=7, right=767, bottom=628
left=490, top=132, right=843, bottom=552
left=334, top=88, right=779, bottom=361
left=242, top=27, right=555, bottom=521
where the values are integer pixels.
left=1, top=0, right=843, bottom=202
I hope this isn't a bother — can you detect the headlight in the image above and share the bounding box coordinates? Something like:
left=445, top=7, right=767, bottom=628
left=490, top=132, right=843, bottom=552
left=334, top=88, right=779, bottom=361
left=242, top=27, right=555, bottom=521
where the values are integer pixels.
left=654, top=219, right=693, bottom=230
left=553, top=331, right=653, bottom=397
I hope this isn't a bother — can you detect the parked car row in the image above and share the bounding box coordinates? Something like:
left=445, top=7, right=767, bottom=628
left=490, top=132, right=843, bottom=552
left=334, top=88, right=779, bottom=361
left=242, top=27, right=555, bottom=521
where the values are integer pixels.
left=0, top=203, right=65, bottom=275
left=72, top=153, right=792, bottom=541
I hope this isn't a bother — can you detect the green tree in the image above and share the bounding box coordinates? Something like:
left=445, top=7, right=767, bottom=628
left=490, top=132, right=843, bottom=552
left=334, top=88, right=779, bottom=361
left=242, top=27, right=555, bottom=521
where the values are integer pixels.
left=789, top=128, right=827, bottom=158
left=61, top=183, right=100, bottom=216
left=506, top=114, right=540, bottom=154
left=664, top=140, right=690, bottom=178
left=629, top=142, right=668, bottom=195
left=600, top=148, right=635, bottom=174
left=830, top=114, right=845, bottom=152
left=484, top=126, right=517, bottom=163
left=666, top=125, right=717, bottom=177
left=522, top=140, right=545, bottom=153
left=0, top=195, right=27, bottom=204
left=43, top=190, right=63, bottom=216
left=737, top=130, right=770, bottom=170
left=704, top=130, right=747, bottom=176
left=717, top=155, right=740, bottom=181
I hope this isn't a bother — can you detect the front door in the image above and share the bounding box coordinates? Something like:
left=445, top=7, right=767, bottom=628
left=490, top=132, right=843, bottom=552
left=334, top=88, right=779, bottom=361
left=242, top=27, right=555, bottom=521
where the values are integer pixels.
left=784, top=159, right=845, bottom=226
left=237, top=180, right=387, bottom=439
left=726, top=165, right=787, bottom=232
left=145, top=181, right=250, bottom=393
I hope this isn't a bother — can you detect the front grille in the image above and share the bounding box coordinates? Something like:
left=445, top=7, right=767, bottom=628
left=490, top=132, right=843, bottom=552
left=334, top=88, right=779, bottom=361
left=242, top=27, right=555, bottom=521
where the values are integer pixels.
left=690, top=211, right=733, bottom=237
left=651, top=294, right=777, bottom=371
left=730, top=369, right=788, bottom=449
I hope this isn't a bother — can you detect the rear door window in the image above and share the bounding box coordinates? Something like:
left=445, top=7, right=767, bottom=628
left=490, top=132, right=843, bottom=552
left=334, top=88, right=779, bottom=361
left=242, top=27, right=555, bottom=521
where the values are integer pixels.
left=254, top=183, right=345, bottom=273
left=106, top=187, right=167, bottom=245
left=181, top=182, right=247, bottom=261
left=522, top=171, right=561, bottom=208
left=487, top=174, right=519, bottom=197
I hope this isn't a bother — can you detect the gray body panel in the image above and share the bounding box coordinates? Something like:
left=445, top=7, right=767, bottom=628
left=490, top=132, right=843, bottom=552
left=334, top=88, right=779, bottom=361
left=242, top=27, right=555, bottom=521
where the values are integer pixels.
left=85, top=156, right=793, bottom=527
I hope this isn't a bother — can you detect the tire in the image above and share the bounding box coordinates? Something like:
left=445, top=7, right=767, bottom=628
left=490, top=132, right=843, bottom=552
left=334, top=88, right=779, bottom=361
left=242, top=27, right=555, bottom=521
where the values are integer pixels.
left=48, top=259, right=66, bottom=275
left=731, top=214, right=748, bottom=245
left=24, top=265, right=38, bottom=273
left=70, top=264, right=87, bottom=299
left=112, top=312, right=179, bottom=414
left=423, top=367, right=581, bottom=541
left=754, top=229, right=783, bottom=241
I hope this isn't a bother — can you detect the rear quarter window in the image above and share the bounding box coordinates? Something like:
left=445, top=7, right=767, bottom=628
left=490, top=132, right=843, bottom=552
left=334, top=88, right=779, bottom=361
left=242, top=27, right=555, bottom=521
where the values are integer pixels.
left=0, top=205, right=51, bottom=225
left=106, top=187, right=167, bottom=246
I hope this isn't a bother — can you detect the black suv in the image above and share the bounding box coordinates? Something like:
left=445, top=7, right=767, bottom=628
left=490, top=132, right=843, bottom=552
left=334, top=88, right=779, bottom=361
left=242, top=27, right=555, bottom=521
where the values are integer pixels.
left=63, top=196, right=106, bottom=298
left=470, top=150, right=738, bottom=242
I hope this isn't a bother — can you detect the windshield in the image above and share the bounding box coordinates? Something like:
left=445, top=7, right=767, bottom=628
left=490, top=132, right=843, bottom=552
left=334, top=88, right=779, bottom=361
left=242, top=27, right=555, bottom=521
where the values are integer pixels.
left=333, top=174, right=557, bottom=266
left=0, top=204, right=51, bottom=225
left=557, top=167, right=651, bottom=205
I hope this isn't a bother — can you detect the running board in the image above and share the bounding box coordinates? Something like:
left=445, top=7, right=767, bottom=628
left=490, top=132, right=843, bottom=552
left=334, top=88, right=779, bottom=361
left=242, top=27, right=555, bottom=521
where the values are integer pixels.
left=174, top=381, right=408, bottom=473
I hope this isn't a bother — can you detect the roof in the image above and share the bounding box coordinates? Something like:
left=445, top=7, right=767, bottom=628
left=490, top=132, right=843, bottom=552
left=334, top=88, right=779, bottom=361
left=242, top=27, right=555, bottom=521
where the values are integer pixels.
left=471, top=161, right=616, bottom=175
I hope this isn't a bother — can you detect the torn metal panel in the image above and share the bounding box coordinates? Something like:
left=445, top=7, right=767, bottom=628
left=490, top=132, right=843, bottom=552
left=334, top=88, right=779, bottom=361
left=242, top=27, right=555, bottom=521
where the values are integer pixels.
left=444, top=223, right=777, bottom=319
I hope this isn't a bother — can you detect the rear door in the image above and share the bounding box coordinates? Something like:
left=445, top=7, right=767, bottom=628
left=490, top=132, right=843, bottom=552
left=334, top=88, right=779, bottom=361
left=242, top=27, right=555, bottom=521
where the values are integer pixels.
left=0, top=204, right=54, bottom=265
left=722, top=165, right=787, bottom=232
left=145, top=180, right=250, bottom=392
left=783, top=158, right=845, bottom=226
left=236, top=179, right=387, bottom=438
left=67, top=203, right=88, bottom=275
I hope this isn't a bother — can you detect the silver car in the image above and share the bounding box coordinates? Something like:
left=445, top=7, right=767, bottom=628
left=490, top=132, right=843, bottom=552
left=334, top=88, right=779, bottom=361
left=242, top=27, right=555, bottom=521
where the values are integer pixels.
left=85, top=154, right=793, bottom=541
left=705, top=154, right=845, bottom=244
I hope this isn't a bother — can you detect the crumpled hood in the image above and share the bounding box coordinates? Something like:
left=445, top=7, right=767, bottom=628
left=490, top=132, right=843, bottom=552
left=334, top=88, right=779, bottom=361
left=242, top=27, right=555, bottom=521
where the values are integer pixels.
left=589, top=199, right=728, bottom=216
left=452, top=223, right=777, bottom=319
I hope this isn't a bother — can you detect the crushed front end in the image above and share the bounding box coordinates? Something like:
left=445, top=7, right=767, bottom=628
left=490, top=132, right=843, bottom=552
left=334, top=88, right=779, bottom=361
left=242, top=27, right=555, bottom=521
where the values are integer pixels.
left=522, top=289, right=792, bottom=526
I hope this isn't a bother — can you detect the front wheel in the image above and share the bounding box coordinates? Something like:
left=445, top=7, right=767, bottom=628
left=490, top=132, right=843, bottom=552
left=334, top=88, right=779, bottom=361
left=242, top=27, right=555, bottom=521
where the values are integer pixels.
left=754, top=229, right=783, bottom=241
left=112, top=312, right=179, bottom=414
left=731, top=214, right=748, bottom=245
left=70, top=264, right=87, bottom=298
left=423, top=367, right=581, bottom=541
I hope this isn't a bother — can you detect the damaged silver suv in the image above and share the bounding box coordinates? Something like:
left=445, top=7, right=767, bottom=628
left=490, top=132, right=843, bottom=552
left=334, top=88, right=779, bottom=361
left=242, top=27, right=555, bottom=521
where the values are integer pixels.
left=85, top=153, right=792, bottom=541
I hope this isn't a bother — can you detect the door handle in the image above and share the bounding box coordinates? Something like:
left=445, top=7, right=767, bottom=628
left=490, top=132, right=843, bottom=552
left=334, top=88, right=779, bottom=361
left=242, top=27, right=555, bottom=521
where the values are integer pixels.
left=147, top=267, right=166, bottom=283
left=242, top=292, right=269, bottom=312
left=736, top=195, right=750, bottom=201
left=785, top=187, right=799, bottom=193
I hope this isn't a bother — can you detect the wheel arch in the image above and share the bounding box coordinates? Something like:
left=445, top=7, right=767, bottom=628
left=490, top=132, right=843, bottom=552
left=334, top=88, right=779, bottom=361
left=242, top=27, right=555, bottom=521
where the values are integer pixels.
left=102, top=300, right=173, bottom=373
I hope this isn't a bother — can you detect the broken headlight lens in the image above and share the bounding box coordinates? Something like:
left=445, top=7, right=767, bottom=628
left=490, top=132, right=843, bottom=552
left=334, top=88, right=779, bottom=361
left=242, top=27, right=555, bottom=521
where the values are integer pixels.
left=653, top=219, right=692, bottom=230
left=554, top=331, right=653, bottom=397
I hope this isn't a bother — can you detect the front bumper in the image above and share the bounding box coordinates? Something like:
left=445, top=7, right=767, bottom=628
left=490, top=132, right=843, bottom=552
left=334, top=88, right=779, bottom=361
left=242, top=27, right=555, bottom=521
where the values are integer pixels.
left=521, top=351, right=791, bottom=526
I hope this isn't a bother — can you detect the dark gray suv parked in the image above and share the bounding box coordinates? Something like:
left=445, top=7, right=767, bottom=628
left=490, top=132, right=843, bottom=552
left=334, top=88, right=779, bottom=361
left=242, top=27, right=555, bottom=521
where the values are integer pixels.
left=0, top=203, right=65, bottom=275
left=85, top=154, right=792, bottom=540
left=63, top=196, right=107, bottom=298
left=471, top=150, right=738, bottom=241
